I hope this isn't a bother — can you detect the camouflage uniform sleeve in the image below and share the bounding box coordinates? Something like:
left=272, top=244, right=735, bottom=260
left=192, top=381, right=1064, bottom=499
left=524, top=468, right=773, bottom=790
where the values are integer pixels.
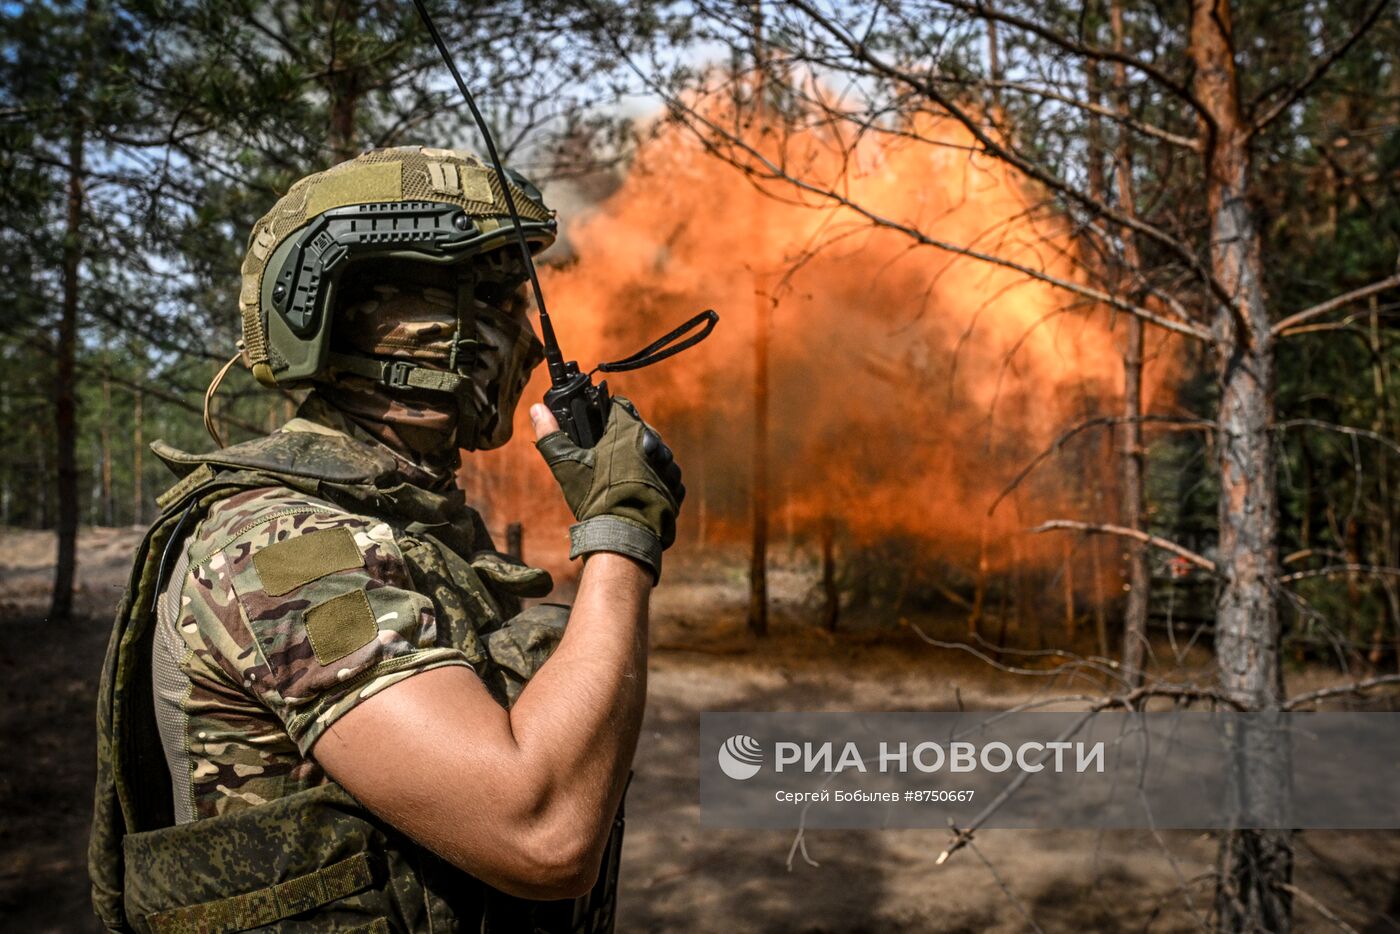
left=183, top=487, right=471, bottom=755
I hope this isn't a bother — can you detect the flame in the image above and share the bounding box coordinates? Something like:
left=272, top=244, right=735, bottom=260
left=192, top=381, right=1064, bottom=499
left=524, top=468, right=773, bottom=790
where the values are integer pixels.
left=464, top=106, right=1171, bottom=602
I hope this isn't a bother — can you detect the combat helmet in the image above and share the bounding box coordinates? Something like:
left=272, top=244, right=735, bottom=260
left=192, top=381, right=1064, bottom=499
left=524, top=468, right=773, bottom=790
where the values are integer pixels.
left=238, top=146, right=555, bottom=396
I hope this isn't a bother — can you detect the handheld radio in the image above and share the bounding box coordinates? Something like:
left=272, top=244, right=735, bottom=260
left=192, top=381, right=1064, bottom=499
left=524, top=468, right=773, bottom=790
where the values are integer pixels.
left=411, top=0, right=718, bottom=448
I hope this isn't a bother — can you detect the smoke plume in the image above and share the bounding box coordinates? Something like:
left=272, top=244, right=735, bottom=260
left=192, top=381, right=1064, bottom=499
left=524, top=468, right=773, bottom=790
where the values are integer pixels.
left=465, top=110, right=1171, bottom=603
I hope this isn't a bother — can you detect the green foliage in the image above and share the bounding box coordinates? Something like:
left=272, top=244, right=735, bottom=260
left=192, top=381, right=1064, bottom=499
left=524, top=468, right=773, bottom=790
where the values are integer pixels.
left=0, top=0, right=662, bottom=529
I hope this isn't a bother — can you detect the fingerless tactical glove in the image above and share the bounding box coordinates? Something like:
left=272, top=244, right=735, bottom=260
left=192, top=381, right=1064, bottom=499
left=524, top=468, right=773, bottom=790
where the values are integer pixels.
left=535, top=397, right=684, bottom=582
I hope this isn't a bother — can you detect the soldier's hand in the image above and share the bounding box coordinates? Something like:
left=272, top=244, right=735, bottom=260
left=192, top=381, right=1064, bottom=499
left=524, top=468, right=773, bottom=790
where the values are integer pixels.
left=531, top=397, right=683, bottom=582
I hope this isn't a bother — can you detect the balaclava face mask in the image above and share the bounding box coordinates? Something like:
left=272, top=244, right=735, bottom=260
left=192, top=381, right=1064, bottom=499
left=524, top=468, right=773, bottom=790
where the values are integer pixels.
left=319, top=254, right=544, bottom=485
left=469, top=254, right=546, bottom=449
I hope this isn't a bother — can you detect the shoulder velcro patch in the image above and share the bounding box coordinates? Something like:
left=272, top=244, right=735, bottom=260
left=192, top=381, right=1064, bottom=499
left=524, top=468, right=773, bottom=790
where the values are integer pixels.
left=155, top=462, right=216, bottom=512
left=253, top=527, right=364, bottom=596
left=305, top=589, right=379, bottom=665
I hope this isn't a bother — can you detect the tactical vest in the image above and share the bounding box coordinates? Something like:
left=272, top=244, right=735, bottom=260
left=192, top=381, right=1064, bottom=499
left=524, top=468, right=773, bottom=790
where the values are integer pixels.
left=90, top=429, right=624, bottom=933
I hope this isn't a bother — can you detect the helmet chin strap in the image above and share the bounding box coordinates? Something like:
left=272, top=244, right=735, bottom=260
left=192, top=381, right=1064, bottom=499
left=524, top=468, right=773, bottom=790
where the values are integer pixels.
left=323, top=350, right=477, bottom=407
left=448, top=265, right=482, bottom=445
left=322, top=266, right=487, bottom=447
left=448, top=266, right=478, bottom=375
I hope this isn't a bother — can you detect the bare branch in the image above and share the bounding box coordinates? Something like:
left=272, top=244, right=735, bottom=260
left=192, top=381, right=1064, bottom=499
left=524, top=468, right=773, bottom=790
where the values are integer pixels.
left=991, top=415, right=1214, bottom=516
left=663, top=97, right=1212, bottom=339
left=1031, top=520, right=1217, bottom=572
left=587, top=7, right=1218, bottom=340
left=1271, top=273, right=1400, bottom=336
left=911, top=627, right=1124, bottom=687
left=785, top=829, right=819, bottom=870
left=1251, top=0, right=1395, bottom=134
left=1273, top=882, right=1362, bottom=934
left=935, top=76, right=1199, bottom=151
left=967, top=838, right=1046, bottom=933
left=1284, top=674, right=1400, bottom=710
left=935, top=679, right=1242, bottom=864
left=936, top=711, right=1097, bottom=867
left=1278, top=564, right=1400, bottom=584
left=1277, top=418, right=1400, bottom=458
left=103, top=372, right=265, bottom=436
left=934, top=0, right=1211, bottom=119
left=786, top=0, right=1233, bottom=315
left=1088, top=682, right=1244, bottom=710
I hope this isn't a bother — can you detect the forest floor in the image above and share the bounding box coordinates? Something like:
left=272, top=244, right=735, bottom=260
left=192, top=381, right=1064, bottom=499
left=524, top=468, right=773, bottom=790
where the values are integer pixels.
left=2, top=526, right=1399, bottom=932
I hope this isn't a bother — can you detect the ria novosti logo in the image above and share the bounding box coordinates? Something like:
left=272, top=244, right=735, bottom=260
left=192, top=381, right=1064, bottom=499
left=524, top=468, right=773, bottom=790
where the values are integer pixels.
left=714, top=735, right=1107, bottom=781
left=717, top=734, right=764, bottom=780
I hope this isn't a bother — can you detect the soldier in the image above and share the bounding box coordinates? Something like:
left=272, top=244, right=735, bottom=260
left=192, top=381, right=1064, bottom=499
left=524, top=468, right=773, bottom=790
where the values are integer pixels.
left=90, top=147, right=684, bottom=932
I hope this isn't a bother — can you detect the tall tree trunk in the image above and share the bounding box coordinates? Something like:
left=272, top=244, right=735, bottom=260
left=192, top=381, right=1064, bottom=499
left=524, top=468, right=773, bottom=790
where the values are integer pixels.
left=1367, top=299, right=1395, bottom=667
left=746, top=0, right=770, bottom=637
left=1090, top=536, right=1109, bottom=659
left=324, top=0, right=361, bottom=161
left=696, top=455, right=708, bottom=549
left=969, top=523, right=988, bottom=639
left=1, top=372, right=10, bottom=526
left=821, top=517, right=839, bottom=631
left=748, top=274, right=771, bottom=637
left=49, top=116, right=85, bottom=622
left=1119, top=313, right=1149, bottom=680
left=38, top=416, right=52, bottom=530
left=1189, top=2, right=1291, bottom=929
left=1112, top=0, right=1151, bottom=688
left=100, top=364, right=113, bottom=526
left=1062, top=539, right=1076, bottom=641
left=984, top=1, right=1000, bottom=111
left=133, top=388, right=144, bottom=525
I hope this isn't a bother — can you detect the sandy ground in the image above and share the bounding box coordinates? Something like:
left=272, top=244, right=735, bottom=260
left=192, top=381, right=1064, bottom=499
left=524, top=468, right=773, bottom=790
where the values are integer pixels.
left=2, top=527, right=1398, bottom=932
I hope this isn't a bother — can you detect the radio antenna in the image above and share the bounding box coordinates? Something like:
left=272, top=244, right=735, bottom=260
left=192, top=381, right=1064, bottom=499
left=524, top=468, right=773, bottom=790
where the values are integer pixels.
left=410, top=0, right=568, bottom=379
left=410, top=0, right=718, bottom=447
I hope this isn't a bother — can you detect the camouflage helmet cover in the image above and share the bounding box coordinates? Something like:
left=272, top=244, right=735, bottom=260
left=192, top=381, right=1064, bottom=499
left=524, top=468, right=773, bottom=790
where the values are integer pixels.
left=239, top=146, right=555, bottom=388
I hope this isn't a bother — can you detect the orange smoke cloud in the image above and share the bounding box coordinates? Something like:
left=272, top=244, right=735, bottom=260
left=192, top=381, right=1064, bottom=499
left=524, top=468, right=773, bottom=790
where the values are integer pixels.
left=465, top=107, right=1170, bottom=596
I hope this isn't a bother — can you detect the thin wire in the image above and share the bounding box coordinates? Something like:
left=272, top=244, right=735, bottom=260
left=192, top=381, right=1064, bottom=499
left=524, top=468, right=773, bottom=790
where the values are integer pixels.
left=410, top=0, right=720, bottom=389
left=150, top=496, right=198, bottom=616
left=203, top=350, right=243, bottom=448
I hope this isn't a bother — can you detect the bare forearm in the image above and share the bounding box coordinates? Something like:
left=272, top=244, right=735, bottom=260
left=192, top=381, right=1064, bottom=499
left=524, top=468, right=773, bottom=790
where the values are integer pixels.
left=508, top=552, right=650, bottom=840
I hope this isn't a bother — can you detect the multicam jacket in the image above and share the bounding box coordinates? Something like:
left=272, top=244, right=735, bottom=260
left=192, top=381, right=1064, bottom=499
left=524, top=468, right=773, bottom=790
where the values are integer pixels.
left=91, top=408, right=623, bottom=934
left=154, top=480, right=476, bottom=822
